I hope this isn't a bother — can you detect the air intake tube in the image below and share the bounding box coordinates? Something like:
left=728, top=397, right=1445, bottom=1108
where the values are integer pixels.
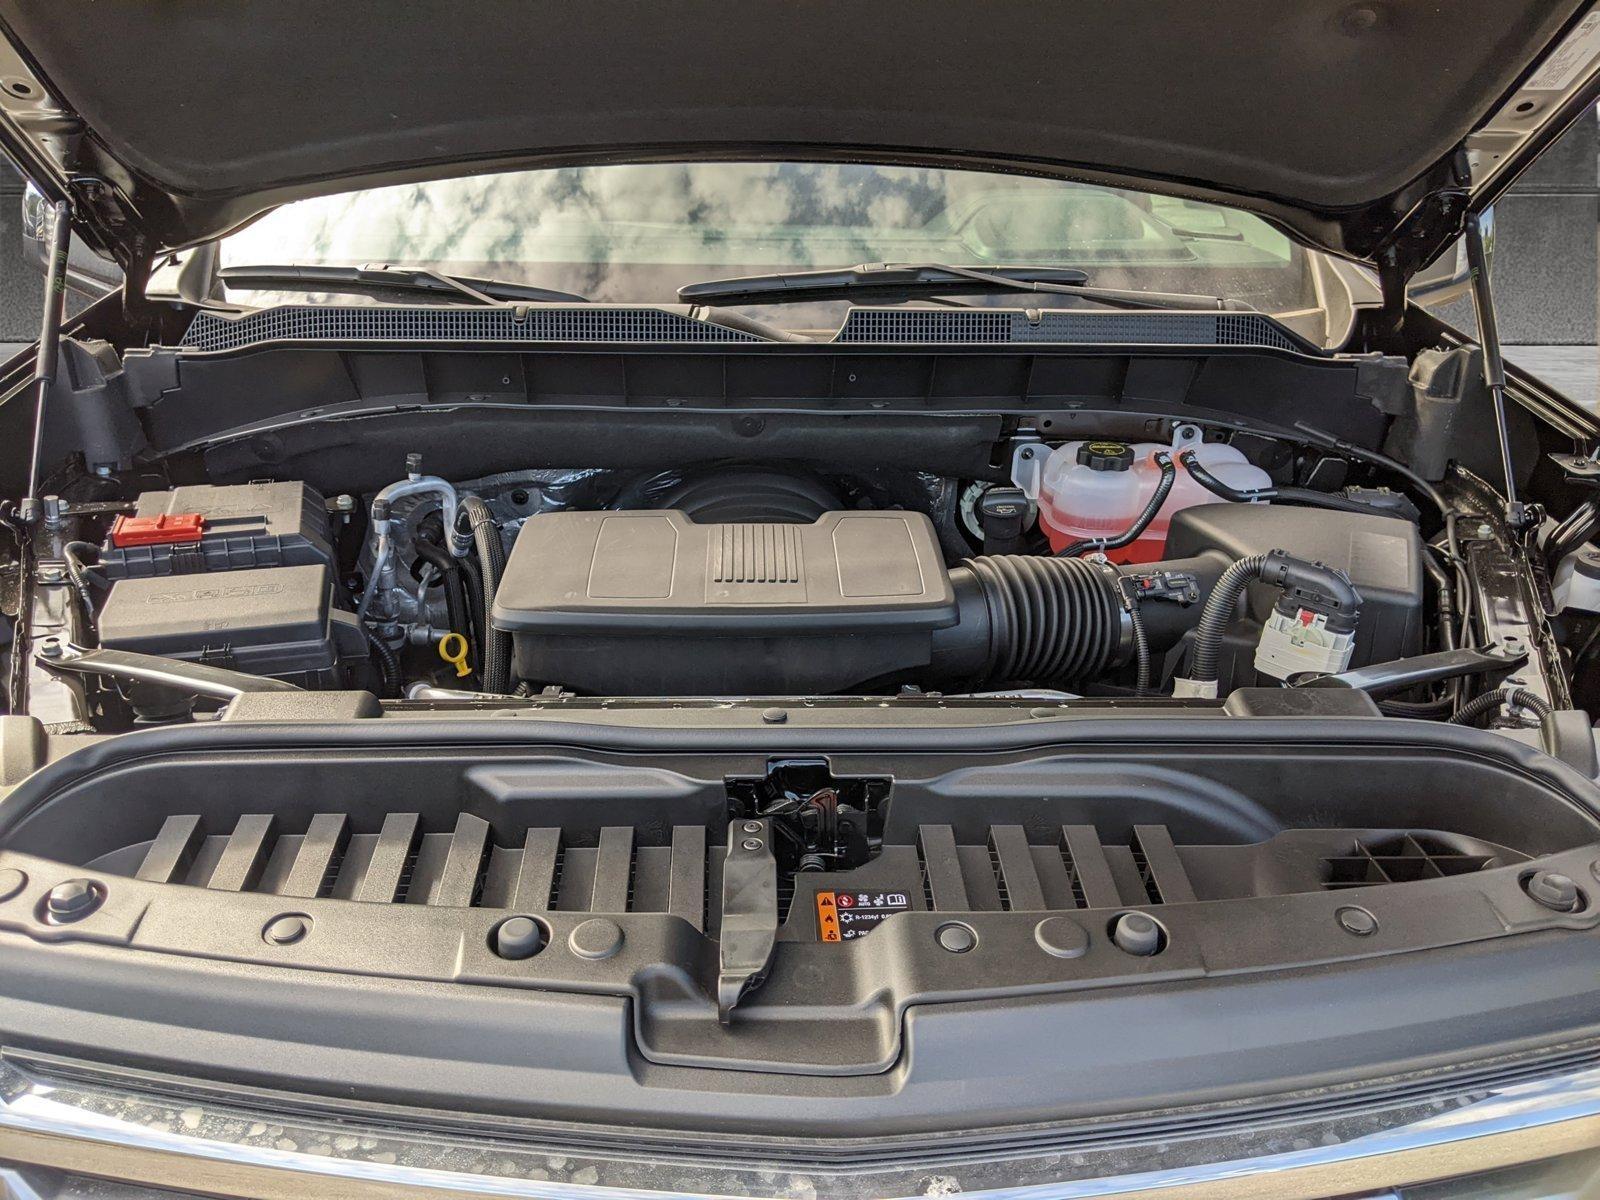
left=928, top=555, right=1133, bottom=687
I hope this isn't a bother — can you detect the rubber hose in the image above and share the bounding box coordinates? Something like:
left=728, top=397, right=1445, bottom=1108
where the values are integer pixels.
left=1272, top=486, right=1402, bottom=516
left=1126, top=590, right=1152, bottom=695
left=1292, top=422, right=1452, bottom=517
left=1057, top=452, right=1176, bottom=558
left=460, top=495, right=511, bottom=694
left=955, top=555, right=1126, bottom=684
left=412, top=539, right=470, bottom=646
left=1179, top=450, right=1402, bottom=519
left=1187, top=553, right=1268, bottom=685
left=457, top=550, right=483, bottom=648
left=1379, top=696, right=1457, bottom=718
left=364, top=626, right=401, bottom=698
left=61, top=540, right=101, bottom=632
left=1178, top=450, right=1272, bottom=503
left=1421, top=550, right=1458, bottom=653
left=1449, top=687, right=1554, bottom=727
left=1544, top=496, right=1600, bottom=573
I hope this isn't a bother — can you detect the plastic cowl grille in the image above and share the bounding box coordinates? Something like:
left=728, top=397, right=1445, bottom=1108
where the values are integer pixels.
left=180, top=305, right=765, bottom=352
left=840, top=309, right=1013, bottom=344
left=836, top=309, right=1298, bottom=351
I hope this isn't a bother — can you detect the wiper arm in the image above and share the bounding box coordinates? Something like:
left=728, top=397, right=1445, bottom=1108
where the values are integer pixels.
left=678, top=262, right=1246, bottom=311
left=217, top=262, right=590, bottom=305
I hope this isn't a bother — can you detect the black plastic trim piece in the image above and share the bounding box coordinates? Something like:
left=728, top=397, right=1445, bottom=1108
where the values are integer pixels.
left=0, top=711, right=1597, bottom=1129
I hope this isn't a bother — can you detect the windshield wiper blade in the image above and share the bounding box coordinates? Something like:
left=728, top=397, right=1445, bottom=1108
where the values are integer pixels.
left=217, top=263, right=590, bottom=305
left=677, top=262, right=1246, bottom=311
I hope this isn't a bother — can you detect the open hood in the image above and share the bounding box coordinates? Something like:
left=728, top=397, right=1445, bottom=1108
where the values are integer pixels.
left=0, top=2, right=1597, bottom=279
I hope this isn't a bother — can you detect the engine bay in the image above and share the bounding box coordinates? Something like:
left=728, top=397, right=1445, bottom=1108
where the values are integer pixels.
left=2, top=326, right=1595, bottom=881
left=39, top=290, right=1595, bottom=732
left=14, top=377, right=1570, bottom=734
left=34, top=439, right=1446, bottom=706
left=4, top=319, right=1600, bottom=1106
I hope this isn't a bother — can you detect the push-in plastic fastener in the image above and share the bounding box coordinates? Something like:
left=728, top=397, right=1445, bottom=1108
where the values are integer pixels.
left=1336, top=905, right=1378, bottom=936
left=936, top=922, right=977, bottom=953
left=1111, top=912, right=1162, bottom=955
left=1034, top=916, right=1089, bottom=959
left=263, top=914, right=311, bottom=945
left=1525, top=871, right=1582, bottom=913
left=45, top=879, right=102, bottom=922
left=569, top=918, right=624, bottom=960
left=493, top=916, right=545, bottom=960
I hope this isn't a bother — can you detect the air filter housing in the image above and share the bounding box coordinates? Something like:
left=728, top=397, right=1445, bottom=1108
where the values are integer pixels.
left=493, top=510, right=957, bottom=694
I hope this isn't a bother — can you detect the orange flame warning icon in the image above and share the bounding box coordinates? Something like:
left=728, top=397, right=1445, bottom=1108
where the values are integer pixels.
left=815, top=890, right=842, bottom=942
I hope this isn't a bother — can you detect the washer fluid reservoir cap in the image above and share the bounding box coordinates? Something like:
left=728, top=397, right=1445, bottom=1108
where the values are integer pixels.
left=1076, top=441, right=1136, bottom=472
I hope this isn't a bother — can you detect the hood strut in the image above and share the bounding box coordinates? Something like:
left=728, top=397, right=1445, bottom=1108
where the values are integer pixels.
left=18, top=198, right=70, bottom=524
left=1463, top=210, right=1534, bottom=532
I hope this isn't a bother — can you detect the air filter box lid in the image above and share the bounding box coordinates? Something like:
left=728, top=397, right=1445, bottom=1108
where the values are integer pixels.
left=493, top=510, right=957, bottom=635
left=1163, top=502, right=1426, bottom=671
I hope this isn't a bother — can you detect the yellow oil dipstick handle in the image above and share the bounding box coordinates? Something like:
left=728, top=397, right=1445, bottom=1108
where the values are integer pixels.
left=438, top=632, right=472, bottom=678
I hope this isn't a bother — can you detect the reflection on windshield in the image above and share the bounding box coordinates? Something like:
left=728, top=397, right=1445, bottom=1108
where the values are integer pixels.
left=221, top=162, right=1312, bottom=311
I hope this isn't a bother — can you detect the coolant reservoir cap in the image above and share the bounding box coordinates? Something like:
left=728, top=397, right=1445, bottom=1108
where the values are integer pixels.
left=1076, top=441, right=1135, bottom=472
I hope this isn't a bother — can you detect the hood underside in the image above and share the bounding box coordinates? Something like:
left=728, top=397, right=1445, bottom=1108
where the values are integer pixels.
left=0, top=1, right=1596, bottom=270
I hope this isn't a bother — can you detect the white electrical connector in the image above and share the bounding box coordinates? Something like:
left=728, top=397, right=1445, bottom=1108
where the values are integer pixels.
left=1254, top=606, right=1358, bottom=680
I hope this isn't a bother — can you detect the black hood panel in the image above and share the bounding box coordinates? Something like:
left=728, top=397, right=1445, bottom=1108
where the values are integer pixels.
left=0, top=1, right=1590, bottom=258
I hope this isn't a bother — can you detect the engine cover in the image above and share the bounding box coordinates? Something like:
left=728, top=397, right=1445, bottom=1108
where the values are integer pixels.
left=492, top=510, right=957, bottom=694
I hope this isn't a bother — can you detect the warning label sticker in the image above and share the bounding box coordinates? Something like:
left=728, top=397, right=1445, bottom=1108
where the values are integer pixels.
left=815, top=889, right=911, bottom=941
left=1526, top=11, right=1600, bottom=91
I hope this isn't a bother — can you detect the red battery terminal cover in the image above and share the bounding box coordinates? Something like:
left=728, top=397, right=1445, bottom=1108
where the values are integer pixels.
left=109, top=512, right=205, bottom=548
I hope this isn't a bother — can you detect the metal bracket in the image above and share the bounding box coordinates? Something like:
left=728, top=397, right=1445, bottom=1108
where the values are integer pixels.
left=1292, top=645, right=1527, bottom=697
left=1549, top=453, right=1600, bottom=487
left=34, top=642, right=301, bottom=701
left=716, top=818, right=778, bottom=1024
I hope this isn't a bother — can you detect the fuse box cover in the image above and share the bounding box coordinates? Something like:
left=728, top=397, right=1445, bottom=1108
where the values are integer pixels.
left=99, top=481, right=334, bottom=580
left=97, top=564, right=357, bottom=677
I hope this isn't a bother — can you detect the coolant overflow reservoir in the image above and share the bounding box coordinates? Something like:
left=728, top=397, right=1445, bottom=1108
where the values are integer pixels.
left=1037, top=431, right=1273, bottom=562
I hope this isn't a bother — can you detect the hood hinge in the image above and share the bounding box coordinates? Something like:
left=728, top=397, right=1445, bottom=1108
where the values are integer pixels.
left=1375, top=149, right=1475, bottom=332
left=64, top=174, right=154, bottom=277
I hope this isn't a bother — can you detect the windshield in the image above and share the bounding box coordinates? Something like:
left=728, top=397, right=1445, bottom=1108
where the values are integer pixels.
left=219, top=162, right=1319, bottom=316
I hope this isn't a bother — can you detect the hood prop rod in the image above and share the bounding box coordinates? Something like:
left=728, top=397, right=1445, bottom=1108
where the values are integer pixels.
left=18, top=199, right=72, bottom=526
left=1464, top=210, right=1533, bottom=533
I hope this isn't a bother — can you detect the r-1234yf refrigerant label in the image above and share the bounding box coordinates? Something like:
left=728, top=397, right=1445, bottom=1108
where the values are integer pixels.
left=815, top=889, right=911, bottom=941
